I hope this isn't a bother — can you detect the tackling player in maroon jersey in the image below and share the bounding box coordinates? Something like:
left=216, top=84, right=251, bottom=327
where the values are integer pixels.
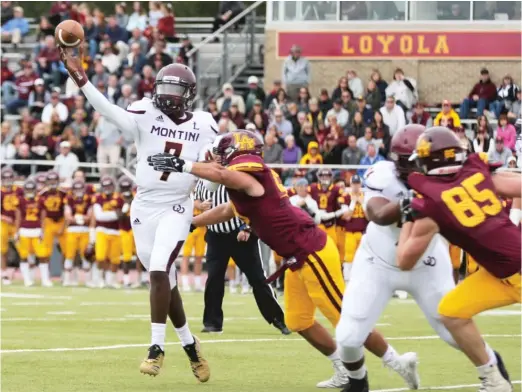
left=397, top=126, right=521, bottom=392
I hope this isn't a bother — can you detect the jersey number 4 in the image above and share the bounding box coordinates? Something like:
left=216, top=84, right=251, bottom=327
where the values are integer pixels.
left=441, top=172, right=502, bottom=228
left=160, top=141, right=183, bottom=181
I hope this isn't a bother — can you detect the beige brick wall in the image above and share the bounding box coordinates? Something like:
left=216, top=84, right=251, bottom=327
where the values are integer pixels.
left=264, top=29, right=521, bottom=105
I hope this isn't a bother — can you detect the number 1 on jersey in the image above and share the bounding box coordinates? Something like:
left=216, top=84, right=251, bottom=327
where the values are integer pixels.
left=160, top=141, right=183, bottom=181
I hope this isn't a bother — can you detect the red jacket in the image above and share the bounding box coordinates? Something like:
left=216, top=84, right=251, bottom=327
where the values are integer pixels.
left=411, top=111, right=432, bottom=126
left=469, top=79, right=497, bottom=101
left=137, top=77, right=155, bottom=99
left=15, top=73, right=37, bottom=100
left=37, top=47, right=60, bottom=63
left=157, top=15, right=175, bottom=38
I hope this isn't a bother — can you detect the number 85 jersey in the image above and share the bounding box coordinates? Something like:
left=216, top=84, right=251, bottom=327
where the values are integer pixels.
left=408, top=153, right=521, bottom=279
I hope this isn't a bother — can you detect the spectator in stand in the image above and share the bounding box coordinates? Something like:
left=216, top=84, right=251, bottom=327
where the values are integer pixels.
left=178, top=35, right=195, bottom=66
left=454, top=126, right=473, bottom=152
left=54, top=141, right=79, bottom=182
left=30, top=122, right=55, bottom=168
left=117, top=84, right=133, bottom=109
left=322, top=114, right=340, bottom=146
left=488, top=136, right=512, bottom=167
left=264, top=80, right=282, bottom=110
left=325, top=99, right=349, bottom=129
left=158, top=3, right=176, bottom=41
left=6, top=63, right=37, bottom=114
left=296, top=87, right=311, bottom=113
left=80, top=125, right=97, bottom=162
left=137, top=65, right=155, bottom=99
left=300, top=122, right=317, bottom=152
left=28, top=78, right=50, bottom=118
left=410, top=102, right=433, bottom=127
left=217, top=83, right=246, bottom=114
left=347, top=70, right=364, bottom=99
left=36, top=16, right=54, bottom=42
left=248, top=100, right=269, bottom=131
left=267, top=88, right=289, bottom=117
left=102, top=45, right=122, bottom=74
left=41, top=90, right=68, bottom=124
left=115, top=2, right=129, bottom=29
left=83, top=16, right=100, bottom=60
left=106, top=74, right=121, bottom=105
left=318, top=88, right=333, bottom=118
left=282, top=45, right=310, bottom=101
left=70, top=95, right=92, bottom=121
left=434, top=99, right=461, bottom=129
left=128, top=28, right=148, bottom=55
left=507, top=156, right=518, bottom=169
left=243, top=76, right=266, bottom=114
left=348, top=111, right=366, bottom=139
left=385, top=68, right=418, bottom=113
left=1, top=6, right=28, bottom=44
left=460, top=68, right=497, bottom=119
left=332, top=77, right=352, bottom=102
left=515, top=136, right=522, bottom=168
left=12, top=143, right=33, bottom=177
left=508, top=90, right=521, bottom=126
left=106, top=16, right=128, bottom=45
left=212, top=1, right=245, bottom=37
left=68, top=134, right=86, bottom=163
left=342, top=135, right=363, bottom=165
left=69, top=109, right=87, bottom=137
left=323, top=134, right=344, bottom=164
left=490, top=75, right=519, bottom=118
left=269, top=109, right=293, bottom=139
left=119, top=65, right=141, bottom=91
left=218, top=114, right=237, bottom=133
left=476, top=115, right=494, bottom=138
left=356, top=126, right=376, bottom=153
left=286, top=102, right=299, bottom=134
left=306, top=98, right=324, bottom=132
left=126, top=43, right=147, bottom=75
left=496, top=113, right=517, bottom=151
left=300, top=140, right=323, bottom=165
left=1, top=1, right=13, bottom=26
left=472, top=126, right=492, bottom=154
left=127, top=2, right=148, bottom=32
left=49, top=110, right=66, bottom=137
left=252, top=113, right=266, bottom=135
left=282, top=134, right=302, bottom=164
left=92, top=7, right=106, bottom=28
left=371, top=69, right=388, bottom=104
left=207, top=98, right=220, bottom=123
left=357, top=143, right=385, bottom=177
left=366, top=80, right=381, bottom=112
left=148, top=1, right=164, bottom=28
left=35, top=37, right=63, bottom=87
left=380, top=96, right=405, bottom=136
left=228, top=103, right=245, bottom=129
left=94, top=112, right=122, bottom=177
left=91, top=61, right=110, bottom=89
left=372, top=110, right=391, bottom=156
left=341, top=90, right=357, bottom=117
left=354, top=96, right=373, bottom=124
left=263, top=132, right=283, bottom=164
left=1, top=58, right=15, bottom=101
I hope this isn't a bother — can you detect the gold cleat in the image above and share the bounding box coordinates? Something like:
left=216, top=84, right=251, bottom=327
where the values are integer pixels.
left=183, top=336, right=210, bottom=383
left=139, top=344, right=165, bottom=376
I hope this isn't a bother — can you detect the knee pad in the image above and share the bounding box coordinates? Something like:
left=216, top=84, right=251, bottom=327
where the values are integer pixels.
left=335, top=317, right=368, bottom=352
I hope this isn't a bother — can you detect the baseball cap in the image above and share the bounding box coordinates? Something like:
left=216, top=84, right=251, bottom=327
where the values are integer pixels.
left=60, top=141, right=71, bottom=148
left=350, top=174, right=362, bottom=184
left=247, top=76, right=259, bottom=85
left=222, top=83, right=233, bottom=92
left=507, top=156, right=517, bottom=165
left=245, top=123, right=256, bottom=131
left=295, top=178, right=308, bottom=187
left=34, top=78, right=44, bottom=86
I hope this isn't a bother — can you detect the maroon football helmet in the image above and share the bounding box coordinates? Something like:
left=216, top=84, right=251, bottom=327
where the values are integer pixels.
left=412, top=126, right=466, bottom=176
left=1, top=168, right=14, bottom=187
left=24, top=179, right=37, bottom=198
left=389, top=124, right=426, bottom=180
left=72, top=179, right=85, bottom=198
left=100, top=176, right=115, bottom=195
left=118, top=176, right=133, bottom=198
left=46, top=171, right=60, bottom=189
left=35, top=172, right=47, bottom=191
left=153, top=63, right=196, bottom=117
left=212, top=130, right=264, bottom=166
left=317, top=168, right=333, bottom=189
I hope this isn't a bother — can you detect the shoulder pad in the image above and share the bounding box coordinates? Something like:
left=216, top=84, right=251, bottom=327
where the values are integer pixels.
left=364, top=161, right=396, bottom=192
left=227, top=155, right=265, bottom=172
left=126, top=98, right=153, bottom=113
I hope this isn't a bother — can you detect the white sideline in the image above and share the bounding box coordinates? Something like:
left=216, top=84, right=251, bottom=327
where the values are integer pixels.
left=2, top=334, right=520, bottom=354
left=373, top=381, right=521, bottom=392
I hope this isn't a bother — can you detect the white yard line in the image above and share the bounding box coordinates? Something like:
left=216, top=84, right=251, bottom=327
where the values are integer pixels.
left=373, top=381, right=521, bottom=392
left=46, top=311, right=76, bottom=315
left=2, top=334, right=520, bottom=354
left=8, top=302, right=65, bottom=306
left=0, top=293, right=72, bottom=299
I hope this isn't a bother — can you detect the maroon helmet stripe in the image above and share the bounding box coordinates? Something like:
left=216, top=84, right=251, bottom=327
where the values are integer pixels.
left=166, top=240, right=184, bottom=274
left=305, top=259, right=342, bottom=313
left=126, top=109, right=146, bottom=114
left=311, top=252, right=343, bottom=300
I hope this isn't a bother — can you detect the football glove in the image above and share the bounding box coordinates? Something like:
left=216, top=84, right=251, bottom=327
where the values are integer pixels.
left=147, top=153, right=187, bottom=173
left=399, top=191, right=415, bottom=225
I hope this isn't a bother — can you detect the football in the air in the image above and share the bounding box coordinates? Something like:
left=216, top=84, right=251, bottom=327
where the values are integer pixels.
left=55, top=20, right=84, bottom=48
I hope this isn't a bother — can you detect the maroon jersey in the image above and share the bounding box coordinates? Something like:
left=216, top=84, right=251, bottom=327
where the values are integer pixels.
left=308, top=183, right=345, bottom=228
left=20, top=197, right=41, bottom=229
left=93, top=193, right=124, bottom=231
left=342, top=193, right=368, bottom=233
left=227, top=155, right=326, bottom=267
left=1, top=186, right=23, bottom=224
left=65, top=195, right=92, bottom=227
left=38, top=189, right=67, bottom=221
left=409, top=154, right=521, bottom=279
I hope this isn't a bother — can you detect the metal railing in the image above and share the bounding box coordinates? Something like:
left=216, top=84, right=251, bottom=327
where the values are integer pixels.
left=187, top=1, right=264, bottom=108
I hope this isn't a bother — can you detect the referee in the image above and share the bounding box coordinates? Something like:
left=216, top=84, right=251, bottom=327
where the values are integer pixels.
left=194, top=180, right=290, bottom=335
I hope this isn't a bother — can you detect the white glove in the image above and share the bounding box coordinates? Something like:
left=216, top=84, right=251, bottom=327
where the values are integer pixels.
left=122, top=203, right=130, bottom=214
left=74, top=214, right=85, bottom=226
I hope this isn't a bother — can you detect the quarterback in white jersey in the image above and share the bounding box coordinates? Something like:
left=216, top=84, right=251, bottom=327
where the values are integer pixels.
left=335, top=125, right=458, bottom=391
left=59, top=48, right=211, bottom=382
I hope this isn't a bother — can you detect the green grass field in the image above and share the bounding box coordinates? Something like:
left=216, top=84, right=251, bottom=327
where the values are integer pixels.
left=1, top=284, right=520, bottom=392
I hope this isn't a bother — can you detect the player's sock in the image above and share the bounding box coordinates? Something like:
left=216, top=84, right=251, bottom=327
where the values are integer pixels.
left=39, top=263, right=50, bottom=282
left=181, top=275, right=190, bottom=289
left=382, top=344, right=399, bottom=364
left=123, top=273, right=130, bottom=286
left=151, top=323, right=167, bottom=350
left=105, top=271, right=114, bottom=286
left=194, top=275, right=202, bottom=290
left=20, top=262, right=31, bottom=284
left=91, top=263, right=100, bottom=284
left=347, top=365, right=367, bottom=380
left=72, top=268, right=79, bottom=284
left=63, top=259, right=73, bottom=285
left=327, top=350, right=341, bottom=362
left=175, top=323, right=195, bottom=346
left=483, top=343, right=498, bottom=367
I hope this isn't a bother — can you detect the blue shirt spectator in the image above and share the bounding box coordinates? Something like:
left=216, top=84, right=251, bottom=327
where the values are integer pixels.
left=105, top=16, right=127, bottom=44
left=357, top=144, right=386, bottom=177
left=1, top=6, right=29, bottom=39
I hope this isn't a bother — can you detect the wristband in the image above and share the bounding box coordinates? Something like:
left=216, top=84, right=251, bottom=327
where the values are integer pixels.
left=182, top=160, right=193, bottom=173
left=239, top=223, right=251, bottom=232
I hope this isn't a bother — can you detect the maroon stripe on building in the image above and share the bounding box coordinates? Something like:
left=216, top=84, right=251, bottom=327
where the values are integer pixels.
left=126, top=109, right=146, bottom=114
left=305, top=259, right=341, bottom=313
left=166, top=241, right=185, bottom=274
left=311, top=252, right=343, bottom=301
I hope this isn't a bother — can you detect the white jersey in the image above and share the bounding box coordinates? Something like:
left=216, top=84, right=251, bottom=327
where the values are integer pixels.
left=362, top=161, right=442, bottom=269
left=81, top=82, right=217, bottom=205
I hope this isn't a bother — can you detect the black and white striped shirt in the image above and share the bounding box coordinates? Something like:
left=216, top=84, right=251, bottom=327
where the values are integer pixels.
left=194, top=180, right=243, bottom=233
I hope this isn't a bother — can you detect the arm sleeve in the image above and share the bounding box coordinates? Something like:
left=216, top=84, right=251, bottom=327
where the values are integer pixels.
left=81, top=81, right=140, bottom=141
left=93, top=203, right=118, bottom=221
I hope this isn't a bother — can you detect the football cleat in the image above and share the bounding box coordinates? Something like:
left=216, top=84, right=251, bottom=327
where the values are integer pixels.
left=201, top=326, right=223, bottom=334
left=182, top=336, right=210, bottom=382
left=316, top=359, right=349, bottom=388
left=478, top=366, right=513, bottom=392
left=341, top=374, right=369, bottom=392
left=139, top=344, right=164, bottom=376
left=384, top=352, right=420, bottom=389
left=494, top=351, right=511, bottom=383
left=41, top=280, right=54, bottom=288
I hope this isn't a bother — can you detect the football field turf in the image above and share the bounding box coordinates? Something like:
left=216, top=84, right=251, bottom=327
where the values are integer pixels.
left=1, top=285, right=520, bottom=392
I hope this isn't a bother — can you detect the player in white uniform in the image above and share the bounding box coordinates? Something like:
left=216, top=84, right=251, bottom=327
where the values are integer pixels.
left=59, top=47, right=214, bottom=382
left=336, top=125, right=459, bottom=391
